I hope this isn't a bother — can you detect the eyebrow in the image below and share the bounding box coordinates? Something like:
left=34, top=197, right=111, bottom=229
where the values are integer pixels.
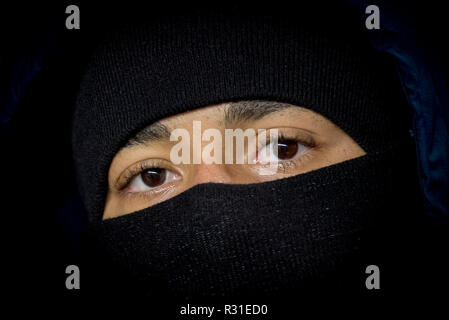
left=224, top=100, right=293, bottom=125
left=123, top=100, right=294, bottom=148
left=125, top=121, right=171, bottom=148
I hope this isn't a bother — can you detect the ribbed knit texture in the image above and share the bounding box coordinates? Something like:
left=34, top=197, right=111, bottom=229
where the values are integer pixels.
left=73, top=13, right=405, bottom=221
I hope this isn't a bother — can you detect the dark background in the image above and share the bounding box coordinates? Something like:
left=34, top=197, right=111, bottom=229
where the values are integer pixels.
left=1, top=0, right=448, bottom=312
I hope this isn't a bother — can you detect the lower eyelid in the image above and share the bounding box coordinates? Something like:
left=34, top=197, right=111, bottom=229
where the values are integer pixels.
left=277, top=160, right=297, bottom=173
left=275, top=148, right=314, bottom=173
left=121, top=180, right=179, bottom=200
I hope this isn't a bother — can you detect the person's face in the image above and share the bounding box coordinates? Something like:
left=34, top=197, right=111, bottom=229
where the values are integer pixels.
left=104, top=101, right=365, bottom=219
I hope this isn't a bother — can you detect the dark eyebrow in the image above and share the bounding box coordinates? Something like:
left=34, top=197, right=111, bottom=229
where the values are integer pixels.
left=224, top=100, right=293, bottom=126
left=124, top=122, right=171, bottom=148
left=123, top=100, right=295, bottom=148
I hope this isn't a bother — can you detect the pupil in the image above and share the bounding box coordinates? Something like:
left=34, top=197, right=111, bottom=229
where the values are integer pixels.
left=277, top=139, right=298, bottom=159
left=141, top=168, right=167, bottom=187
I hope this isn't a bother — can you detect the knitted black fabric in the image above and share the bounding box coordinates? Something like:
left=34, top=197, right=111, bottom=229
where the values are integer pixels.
left=72, top=13, right=405, bottom=222
left=73, top=9, right=424, bottom=304
left=83, top=150, right=396, bottom=301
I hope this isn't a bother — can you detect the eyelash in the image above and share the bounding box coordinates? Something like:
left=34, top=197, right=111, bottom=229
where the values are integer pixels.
left=117, top=130, right=318, bottom=193
left=274, top=132, right=316, bottom=148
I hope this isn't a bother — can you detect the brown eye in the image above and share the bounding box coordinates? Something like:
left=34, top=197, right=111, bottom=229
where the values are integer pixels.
left=141, top=168, right=167, bottom=187
left=277, top=139, right=299, bottom=159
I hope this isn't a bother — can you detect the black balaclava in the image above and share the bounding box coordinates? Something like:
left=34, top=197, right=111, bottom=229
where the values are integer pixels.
left=73, top=9, right=423, bottom=305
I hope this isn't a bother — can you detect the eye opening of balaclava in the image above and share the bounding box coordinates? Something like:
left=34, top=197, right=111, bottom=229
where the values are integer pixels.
left=73, top=10, right=408, bottom=222
left=73, top=6, right=420, bottom=303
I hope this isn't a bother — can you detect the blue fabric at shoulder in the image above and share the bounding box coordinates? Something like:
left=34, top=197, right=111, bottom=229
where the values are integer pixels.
left=347, top=0, right=449, bottom=226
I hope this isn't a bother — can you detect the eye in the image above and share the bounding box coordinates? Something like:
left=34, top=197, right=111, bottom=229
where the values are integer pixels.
left=277, top=139, right=300, bottom=159
left=257, top=138, right=308, bottom=163
left=127, top=168, right=179, bottom=192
